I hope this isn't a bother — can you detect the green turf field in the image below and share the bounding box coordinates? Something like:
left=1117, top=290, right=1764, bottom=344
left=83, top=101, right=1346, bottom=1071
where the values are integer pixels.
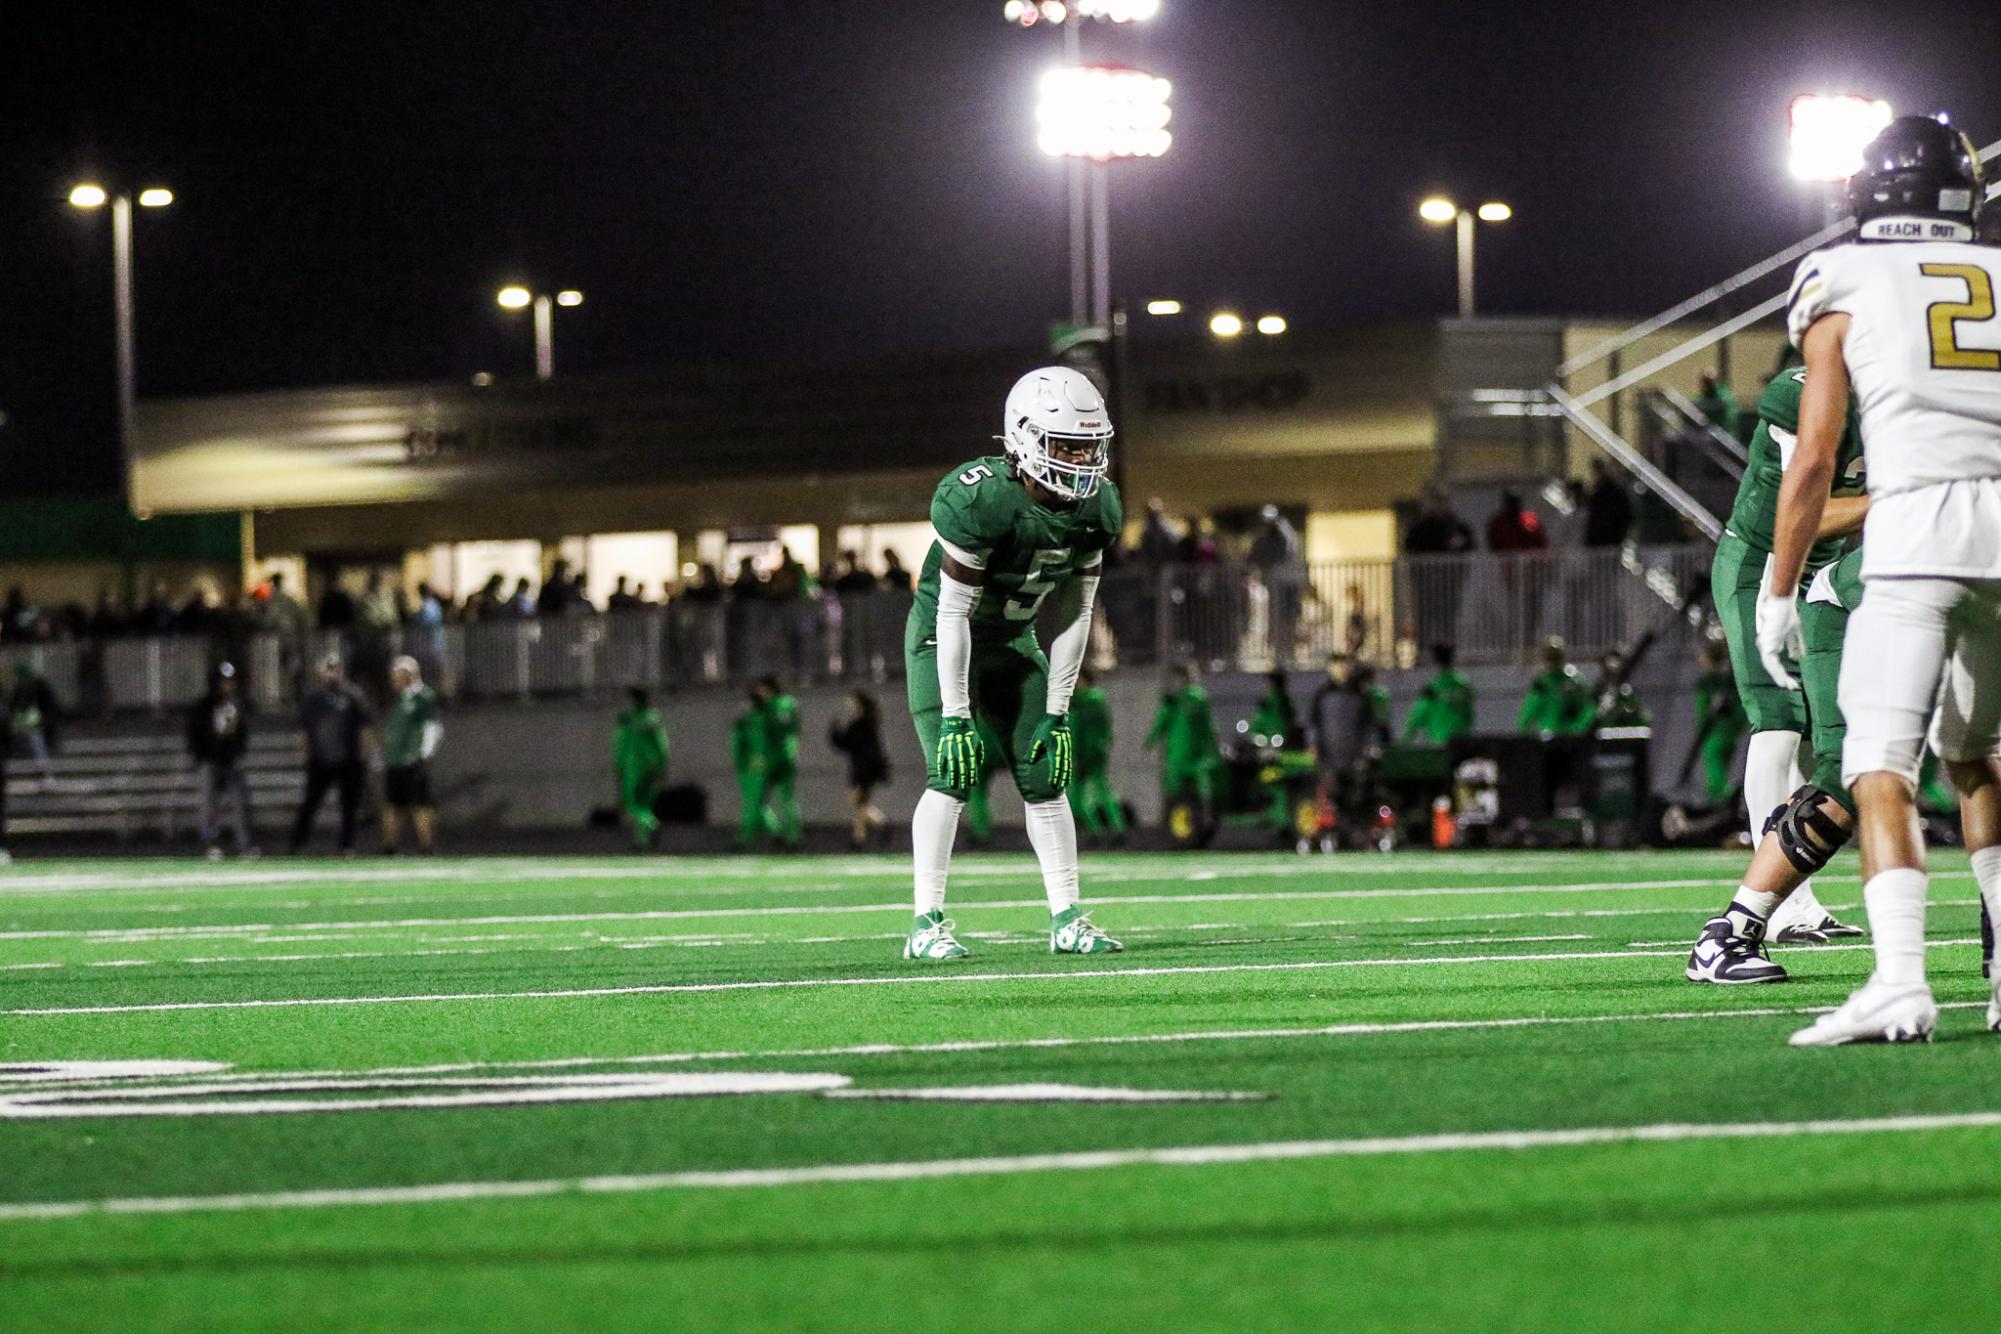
left=2, top=849, right=1998, bottom=1332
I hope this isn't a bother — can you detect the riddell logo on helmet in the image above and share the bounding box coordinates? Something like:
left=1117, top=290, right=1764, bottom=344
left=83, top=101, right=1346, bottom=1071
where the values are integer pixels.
left=1076, top=420, right=1103, bottom=429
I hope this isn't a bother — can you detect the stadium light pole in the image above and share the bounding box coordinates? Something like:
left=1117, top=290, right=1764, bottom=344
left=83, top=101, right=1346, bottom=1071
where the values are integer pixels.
left=1420, top=197, right=1510, bottom=318
left=497, top=286, right=583, bottom=381
left=1036, top=66, right=1173, bottom=329
left=68, top=182, right=172, bottom=485
left=1789, top=93, right=1893, bottom=224
left=1006, top=0, right=1163, bottom=328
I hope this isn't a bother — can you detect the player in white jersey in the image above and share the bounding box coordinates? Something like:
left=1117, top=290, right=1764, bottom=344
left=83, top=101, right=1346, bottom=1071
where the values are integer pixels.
left=1759, top=115, right=2001, bottom=1045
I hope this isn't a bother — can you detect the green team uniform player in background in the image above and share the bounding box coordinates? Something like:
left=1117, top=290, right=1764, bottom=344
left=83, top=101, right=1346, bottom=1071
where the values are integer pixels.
left=1707, top=363, right=1868, bottom=942
left=1689, top=639, right=1747, bottom=803
left=1067, top=667, right=1126, bottom=845
left=1404, top=644, right=1473, bottom=746
left=903, top=367, right=1125, bottom=961
left=1516, top=639, right=1593, bottom=737
left=1147, top=664, right=1223, bottom=805
left=729, top=689, right=772, bottom=849
left=758, top=676, right=803, bottom=849
left=612, top=687, right=670, bottom=850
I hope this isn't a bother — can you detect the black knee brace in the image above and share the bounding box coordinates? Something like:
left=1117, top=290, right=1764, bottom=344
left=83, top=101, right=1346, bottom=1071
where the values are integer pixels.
left=1762, top=784, right=1853, bottom=876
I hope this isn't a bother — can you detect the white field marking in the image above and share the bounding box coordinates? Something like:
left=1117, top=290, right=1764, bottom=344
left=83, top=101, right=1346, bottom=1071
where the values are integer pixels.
left=1406, top=934, right=1593, bottom=946
left=821, top=1084, right=1266, bottom=1103
left=19, top=940, right=1982, bottom=1019
left=0, top=1072, right=851, bottom=1119
left=0, top=1061, right=230, bottom=1084
left=12, top=1109, right=2001, bottom=1221
left=23, top=1000, right=2000, bottom=1092
left=0, top=878, right=1755, bottom=944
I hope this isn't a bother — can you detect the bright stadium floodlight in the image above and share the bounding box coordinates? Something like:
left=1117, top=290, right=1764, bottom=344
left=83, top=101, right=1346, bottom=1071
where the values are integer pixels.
left=68, top=183, right=109, bottom=209
left=1036, top=66, right=1173, bottom=160
left=555, top=289, right=584, bottom=307
left=1418, top=197, right=1457, bottom=224
left=496, top=285, right=533, bottom=309
left=1789, top=93, right=1894, bottom=181
left=1476, top=201, right=1511, bottom=222
left=1209, top=312, right=1243, bottom=337
left=1420, top=195, right=1512, bottom=317
left=137, top=188, right=174, bottom=208
left=1256, top=314, right=1287, bottom=335
left=1145, top=298, right=1182, bottom=315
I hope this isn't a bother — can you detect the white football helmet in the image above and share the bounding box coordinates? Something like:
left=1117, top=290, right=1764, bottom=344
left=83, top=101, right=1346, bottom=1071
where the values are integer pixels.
left=1001, top=367, right=1113, bottom=501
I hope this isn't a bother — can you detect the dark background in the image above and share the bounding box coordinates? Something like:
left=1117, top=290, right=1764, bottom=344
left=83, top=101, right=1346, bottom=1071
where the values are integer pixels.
left=4, top=0, right=1999, bottom=495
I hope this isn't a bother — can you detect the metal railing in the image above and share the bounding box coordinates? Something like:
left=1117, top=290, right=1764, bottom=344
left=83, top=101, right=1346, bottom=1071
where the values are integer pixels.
left=0, top=547, right=1711, bottom=715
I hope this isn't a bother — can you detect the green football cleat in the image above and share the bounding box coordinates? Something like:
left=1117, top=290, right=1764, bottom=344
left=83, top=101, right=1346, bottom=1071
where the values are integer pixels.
left=1051, top=906, right=1122, bottom=955
left=904, top=910, right=970, bottom=961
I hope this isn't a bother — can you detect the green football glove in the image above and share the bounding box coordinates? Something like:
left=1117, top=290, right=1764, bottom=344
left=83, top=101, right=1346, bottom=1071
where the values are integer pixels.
left=1028, top=713, right=1074, bottom=789
left=935, top=716, right=986, bottom=792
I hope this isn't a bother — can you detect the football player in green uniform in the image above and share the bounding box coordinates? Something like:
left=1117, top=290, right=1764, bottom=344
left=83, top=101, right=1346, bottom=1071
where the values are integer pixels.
left=1707, top=363, right=1869, bottom=943
left=902, top=367, right=1124, bottom=961
left=757, top=676, right=803, bottom=849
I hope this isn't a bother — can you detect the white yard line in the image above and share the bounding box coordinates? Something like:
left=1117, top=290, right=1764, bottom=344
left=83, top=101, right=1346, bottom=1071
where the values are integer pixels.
left=11, top=939, right=1980, bottom=1018
left=8, top=1109, right=2001, bottom=1221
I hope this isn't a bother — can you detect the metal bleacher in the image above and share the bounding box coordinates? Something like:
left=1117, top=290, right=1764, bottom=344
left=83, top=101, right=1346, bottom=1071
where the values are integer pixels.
left=6, top=732, right=306, bottom=841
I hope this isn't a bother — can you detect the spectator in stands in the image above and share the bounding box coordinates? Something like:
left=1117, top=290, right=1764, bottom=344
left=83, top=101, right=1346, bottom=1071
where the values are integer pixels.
left=1485, top=490, right=1547, bottom=553
left=1404, top=644, right=1474, bottom=746
left=291, top=653, right=372, bottom=857
left=90, top=590, right=128, bottom=638
left=186, top=662, right=254, bottom=860
left=8, top=661, right=60, bottom=782
left=410, top=581, right=448, bottom=687
left=1137, top=498, right=1181, bottom=564
left=466, top=573, right=507, bottom=621
left=1590, top=651, right=1650, bottom=731
left=1584, top=458, right=1635, bottom=548
left=262, top=572, right=307, bottom=639
left=380, top=655, right=443, bottom=855
left=828, top=689, right=890, bottom=850
left=614, top=686, right=671, bottom=851
left=316, top=579, right=355, bottom=633
left=538, top=560, right=577, bottom=616
left=2, top=587, right=35, bottom=643
left=353, top=571, right=400, bottom=699
left=1517, top=638, right=1594, bottom=738
left=1404, top=485, right=1475, bottom=650
left=1694, top=372, right=1739, bottom=438
left=607, top=575, right=644, bottom=612
left=506, top=578, right=536, bottom=617
left=880, top=550, right=913, bottom=593
left=1249, top=505, right=1306, bottom=668
left=1309, top=653, right=1392, bottom=829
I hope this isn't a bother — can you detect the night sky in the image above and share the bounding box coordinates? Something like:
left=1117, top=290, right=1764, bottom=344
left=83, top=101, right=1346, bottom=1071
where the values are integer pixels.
left=5, top=0, right=1999, bottom=496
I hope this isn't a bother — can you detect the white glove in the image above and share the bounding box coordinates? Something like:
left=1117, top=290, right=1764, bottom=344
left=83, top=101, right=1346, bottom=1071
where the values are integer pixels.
left=1755, top=573, right=1804, bottom=692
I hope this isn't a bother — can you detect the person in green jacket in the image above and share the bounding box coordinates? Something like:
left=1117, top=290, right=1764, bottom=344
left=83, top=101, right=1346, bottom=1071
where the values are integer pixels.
left=1517, top=638, right=1594, bottom=738
left=1068, top=667, right=1126, bottom=845
left=730, top=687, right=773, bottom=848
left=613, top=687, right=670, bottom=850
left=1147, top=662, right=1222, bottom=806
left=1248, top=669, right=1301, bottom=748
left=1590, top=650, right=1651, bottom=731
left=1403, top=644, right=1474, bottom=746
left=1688, top=638, right=1747, bottom=803
left=757, top=675, right=803, bottom=849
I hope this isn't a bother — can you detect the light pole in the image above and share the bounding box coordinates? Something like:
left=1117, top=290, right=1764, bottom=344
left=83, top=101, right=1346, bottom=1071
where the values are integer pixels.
left=497, top=286, right=583, bottom=381
left=1006, top=0, right=1164, bottom=329
left=1419, top=197, right=1510, bottom=318
left=1037, top=66, right=1172, bottom=330
left=68, top=182, right=172, bottom=481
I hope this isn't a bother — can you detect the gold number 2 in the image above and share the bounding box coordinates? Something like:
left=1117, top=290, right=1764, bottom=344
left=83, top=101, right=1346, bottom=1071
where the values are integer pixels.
left=1921, top=263, right=2001, bottom=372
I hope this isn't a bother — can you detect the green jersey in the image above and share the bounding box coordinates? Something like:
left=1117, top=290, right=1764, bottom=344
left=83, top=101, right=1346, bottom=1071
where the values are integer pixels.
left=1807, top=546, right=1865, bottom=613
left=382, top=685, right=440, bottom=768
left=614, top=707, right=669, bottom=776
left=908, top=456, right=1123, bottom=650
left=1403, top=669, right=1473, bottom=745
left=761, top=692, right=800, bottom=772
left=1517, top=666, right=1594, bottom=737
left=1070, top=684, right=1114, bottom=771
left=1148, top=684, right=1222, bottom=769
left=1249, top=688, right=1301, bottom=747
left=1694, top=668, right=1746, bottom=741
left=1724, top=367, right=1865, bottom=573
left=730, top=709, right=769, bottom=776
